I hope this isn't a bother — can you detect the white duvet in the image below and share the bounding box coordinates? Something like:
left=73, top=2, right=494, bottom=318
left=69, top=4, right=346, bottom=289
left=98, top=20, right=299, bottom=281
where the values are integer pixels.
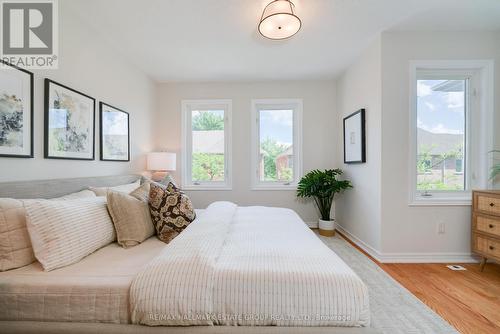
left=130, top=202, right=370, bottom=327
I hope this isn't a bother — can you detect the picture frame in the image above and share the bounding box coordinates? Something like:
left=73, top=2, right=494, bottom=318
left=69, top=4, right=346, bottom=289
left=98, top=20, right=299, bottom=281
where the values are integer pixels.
left=0, top=60, right=34, bottom=158
left=44, top=79, right=96, bottom=160
left=99, top=102, right=130, bottom=162
left=343, top=108, right=366, bottom=164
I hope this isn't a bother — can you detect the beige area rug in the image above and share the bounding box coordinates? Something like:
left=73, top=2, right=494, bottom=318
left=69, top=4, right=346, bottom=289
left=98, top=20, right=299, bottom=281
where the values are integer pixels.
left=317, top=232, right=458, bottom=334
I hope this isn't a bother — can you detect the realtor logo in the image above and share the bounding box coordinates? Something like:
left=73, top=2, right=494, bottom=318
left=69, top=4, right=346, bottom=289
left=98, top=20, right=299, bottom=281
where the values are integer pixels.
left=1, top=0, right=58, bottom=69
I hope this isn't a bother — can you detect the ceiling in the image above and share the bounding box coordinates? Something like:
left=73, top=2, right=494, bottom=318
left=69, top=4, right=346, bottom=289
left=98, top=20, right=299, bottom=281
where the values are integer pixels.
left=65, top=0, right=500, bottom=83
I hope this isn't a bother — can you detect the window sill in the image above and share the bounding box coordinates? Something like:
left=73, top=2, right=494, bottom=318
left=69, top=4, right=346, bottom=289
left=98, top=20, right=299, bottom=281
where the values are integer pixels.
left=182, top=185, right=232, bottom=191
left=409, top=196, right=472, bottom=207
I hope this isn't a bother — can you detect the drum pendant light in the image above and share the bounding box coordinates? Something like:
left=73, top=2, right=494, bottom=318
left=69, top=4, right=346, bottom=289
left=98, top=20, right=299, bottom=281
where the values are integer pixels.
left=258, top=0, right=302, bottom=40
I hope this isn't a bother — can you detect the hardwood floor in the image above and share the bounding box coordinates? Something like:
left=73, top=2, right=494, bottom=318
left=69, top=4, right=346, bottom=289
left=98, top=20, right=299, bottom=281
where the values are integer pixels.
left=336, top=231, right=500, bottom=334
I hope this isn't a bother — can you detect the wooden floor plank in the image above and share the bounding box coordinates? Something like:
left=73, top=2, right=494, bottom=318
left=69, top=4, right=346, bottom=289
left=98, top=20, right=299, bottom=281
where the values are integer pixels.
left=335, top=231, right=500, bottom=334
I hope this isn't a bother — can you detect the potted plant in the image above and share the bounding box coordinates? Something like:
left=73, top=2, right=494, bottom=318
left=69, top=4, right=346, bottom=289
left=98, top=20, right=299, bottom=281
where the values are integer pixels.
left=297, top=169, right=352, bottom=237
left=491, top=149, right=500, bottom=186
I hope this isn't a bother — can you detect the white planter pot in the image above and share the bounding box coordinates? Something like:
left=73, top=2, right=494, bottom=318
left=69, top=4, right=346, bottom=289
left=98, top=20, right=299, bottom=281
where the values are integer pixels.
left=318, top=219, right=336, bottom=237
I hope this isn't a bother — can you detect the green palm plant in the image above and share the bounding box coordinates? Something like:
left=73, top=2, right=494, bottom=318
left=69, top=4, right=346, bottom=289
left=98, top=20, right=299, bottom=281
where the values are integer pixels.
left=297, top=169, right=352, bottom=221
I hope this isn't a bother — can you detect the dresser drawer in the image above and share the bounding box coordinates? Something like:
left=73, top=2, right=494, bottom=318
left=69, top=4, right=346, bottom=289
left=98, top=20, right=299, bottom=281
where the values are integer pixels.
left=474, top=235, right=500, bottom=260
left=474, top=192, right=500, bottom=216
left=473, top=214, right=500, bottom=237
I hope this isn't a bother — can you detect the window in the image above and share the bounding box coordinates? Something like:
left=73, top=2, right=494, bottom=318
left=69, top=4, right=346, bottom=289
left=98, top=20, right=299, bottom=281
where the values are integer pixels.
left=181, top=100, right=232, bottom=190
left=251, top=99, right=302, bottom=190
left=409, top=61, right=494, bottom=205
left=416, top=77, right=468, bottom=192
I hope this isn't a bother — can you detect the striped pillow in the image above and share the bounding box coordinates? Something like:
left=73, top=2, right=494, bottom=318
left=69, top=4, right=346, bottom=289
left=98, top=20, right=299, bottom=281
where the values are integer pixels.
left=25, top=197, right=116, bottom=271
left=0, top=190, right=96, bottom=272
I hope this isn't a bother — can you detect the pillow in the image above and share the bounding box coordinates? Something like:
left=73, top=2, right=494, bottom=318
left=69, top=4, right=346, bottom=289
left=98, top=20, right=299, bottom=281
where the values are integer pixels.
left=107, top=190, right=155, bottom=248
left=158, top=174, right=179, bottom=189
left=25, top=197, right=116, bottom=271
left=129, top=181, right=151, bottom=203
left=149, top=182, right=196, bottom=243
left=89, top=179, right=141, bottom=196
left=0, top=190, right=96, bottom=271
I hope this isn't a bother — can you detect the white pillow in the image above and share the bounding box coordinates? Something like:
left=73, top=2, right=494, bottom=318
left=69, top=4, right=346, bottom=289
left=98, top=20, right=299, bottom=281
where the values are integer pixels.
left=25, top=197, right=116, bottom=271
left=89, top=180, right=141, bottom=196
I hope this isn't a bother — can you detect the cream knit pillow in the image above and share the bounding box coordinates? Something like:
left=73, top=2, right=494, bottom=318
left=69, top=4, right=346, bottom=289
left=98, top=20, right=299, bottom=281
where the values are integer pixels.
left=107, top=190, right=155, bottom=248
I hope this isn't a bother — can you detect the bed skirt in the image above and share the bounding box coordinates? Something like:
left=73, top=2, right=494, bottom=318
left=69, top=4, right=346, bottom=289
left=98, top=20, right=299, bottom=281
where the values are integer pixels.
left=0, top=321, right=380, bottom=334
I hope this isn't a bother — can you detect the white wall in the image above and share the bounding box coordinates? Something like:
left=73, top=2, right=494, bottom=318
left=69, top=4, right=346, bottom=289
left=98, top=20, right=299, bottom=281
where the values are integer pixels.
left=155, top=81, right=337, bottom=222
left=0, top=2, right=156, bottom=182
left=379, top=31, right=500, bottom=259
left=335, top=39, right=383, bottom=252
left=335, top=31, right=500, bottom=261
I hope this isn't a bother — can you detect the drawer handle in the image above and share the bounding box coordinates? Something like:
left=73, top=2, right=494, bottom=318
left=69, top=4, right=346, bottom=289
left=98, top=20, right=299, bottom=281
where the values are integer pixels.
left=490, top=245, right=495, bottom=250
left=490, top=203, right=495, bottom=207
left=489, top=224, right=495, bottom=228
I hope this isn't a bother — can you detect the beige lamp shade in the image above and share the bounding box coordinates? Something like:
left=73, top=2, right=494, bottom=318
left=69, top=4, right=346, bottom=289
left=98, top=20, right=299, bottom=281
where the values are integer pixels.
left=258, top=0, right=301, bottom=40
left=147, top=152, right=176, bottom=171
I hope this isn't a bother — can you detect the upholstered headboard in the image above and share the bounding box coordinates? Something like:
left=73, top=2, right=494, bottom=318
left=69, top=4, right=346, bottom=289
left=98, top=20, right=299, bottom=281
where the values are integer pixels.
left=0, top=174, right=143, bottom=199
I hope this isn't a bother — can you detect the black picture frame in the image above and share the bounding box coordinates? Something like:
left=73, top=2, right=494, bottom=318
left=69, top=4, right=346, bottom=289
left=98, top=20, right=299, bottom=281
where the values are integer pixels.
left=44, top=79, right=96, bottom=160
left=343, top=108, right=366, bottom=164
left=0, top=60, right=34, bottom=158
left=99, top=102, right=130, bottom=162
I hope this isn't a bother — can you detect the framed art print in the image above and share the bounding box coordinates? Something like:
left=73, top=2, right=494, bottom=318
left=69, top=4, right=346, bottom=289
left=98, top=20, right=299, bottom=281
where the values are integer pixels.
left=99, top=102, right=130, bottom=161
left=44, top=79, right=95, bottom=160
left=343, top=108, right=366, bottom=164
left=0, top=60, right=34, bottom=158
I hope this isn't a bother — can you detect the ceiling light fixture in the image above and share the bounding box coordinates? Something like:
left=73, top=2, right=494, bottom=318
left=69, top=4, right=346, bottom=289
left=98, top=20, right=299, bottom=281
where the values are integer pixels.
left=258, top=0, right=301, bottom=40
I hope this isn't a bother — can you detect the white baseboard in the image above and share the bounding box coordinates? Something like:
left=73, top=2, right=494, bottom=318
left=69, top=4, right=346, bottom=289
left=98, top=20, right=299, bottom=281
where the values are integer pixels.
left=335, top=224, right=479, bottom=264
left=375, top=253, right=479, bottom=263
left=334, top=224, right=384, bottom=260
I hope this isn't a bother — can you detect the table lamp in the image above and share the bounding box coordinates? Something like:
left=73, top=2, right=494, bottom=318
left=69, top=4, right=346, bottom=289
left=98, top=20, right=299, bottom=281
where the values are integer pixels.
left=147, top=152, right=176, bottom=181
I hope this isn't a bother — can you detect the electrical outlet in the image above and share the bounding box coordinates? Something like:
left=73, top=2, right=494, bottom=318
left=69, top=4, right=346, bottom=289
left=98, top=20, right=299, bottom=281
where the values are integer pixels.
left=437, top=222, right=445, bottom=234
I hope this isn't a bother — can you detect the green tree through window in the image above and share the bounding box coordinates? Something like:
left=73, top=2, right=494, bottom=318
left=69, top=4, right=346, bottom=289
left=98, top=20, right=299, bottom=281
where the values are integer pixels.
left=192, top=111, right=224, bottom=131
left=192, top=110, right=225, bottom=182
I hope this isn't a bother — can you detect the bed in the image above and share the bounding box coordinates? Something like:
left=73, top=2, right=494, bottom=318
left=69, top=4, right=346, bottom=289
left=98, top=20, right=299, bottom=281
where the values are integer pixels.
left=0, top=237, right=166, bottom=324
left=0, top=175, right=377, bottom=334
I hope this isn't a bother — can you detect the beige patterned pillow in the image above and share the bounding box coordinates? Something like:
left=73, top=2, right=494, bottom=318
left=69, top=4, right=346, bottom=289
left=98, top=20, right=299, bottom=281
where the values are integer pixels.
left=25, top=197, right=116, bottom=271
left=107, top=190, right=155, bottom=248
left=149, top=182, right=196, bottom=243
left=130, top=181, right=151, bottom=203
left=0, top=190, right=96, bottom=271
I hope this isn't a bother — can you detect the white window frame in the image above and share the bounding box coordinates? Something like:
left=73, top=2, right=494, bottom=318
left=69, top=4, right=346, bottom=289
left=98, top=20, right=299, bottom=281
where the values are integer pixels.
left=409, top=60, right=494, bottom=206
left=251, top=99, right=303, bottom=190
left=181, top=99, right=232, bottom=190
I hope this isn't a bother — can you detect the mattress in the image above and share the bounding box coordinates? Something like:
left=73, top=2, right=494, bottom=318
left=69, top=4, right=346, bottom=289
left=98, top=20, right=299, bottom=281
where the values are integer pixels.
left=131, top=202, right=370, bottom=327
left=0, top=237, right=166, bottom=324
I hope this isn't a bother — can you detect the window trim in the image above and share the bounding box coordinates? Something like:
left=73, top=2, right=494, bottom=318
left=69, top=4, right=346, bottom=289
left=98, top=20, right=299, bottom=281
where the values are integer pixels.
left=250, top=99, right=303, bottom=191
left=408, top=60, right=494, bottom=206
left=181, top=99, right=232, bottom=191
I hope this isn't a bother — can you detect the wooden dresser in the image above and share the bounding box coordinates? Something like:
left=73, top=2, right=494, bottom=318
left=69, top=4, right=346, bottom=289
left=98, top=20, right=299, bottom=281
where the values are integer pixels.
left=472, top=190, right=500, bottom=271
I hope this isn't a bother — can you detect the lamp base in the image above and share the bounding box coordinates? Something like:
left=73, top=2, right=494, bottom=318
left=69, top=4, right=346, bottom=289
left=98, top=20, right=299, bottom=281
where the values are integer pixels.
left=151, top=171, right=167, bottom=182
